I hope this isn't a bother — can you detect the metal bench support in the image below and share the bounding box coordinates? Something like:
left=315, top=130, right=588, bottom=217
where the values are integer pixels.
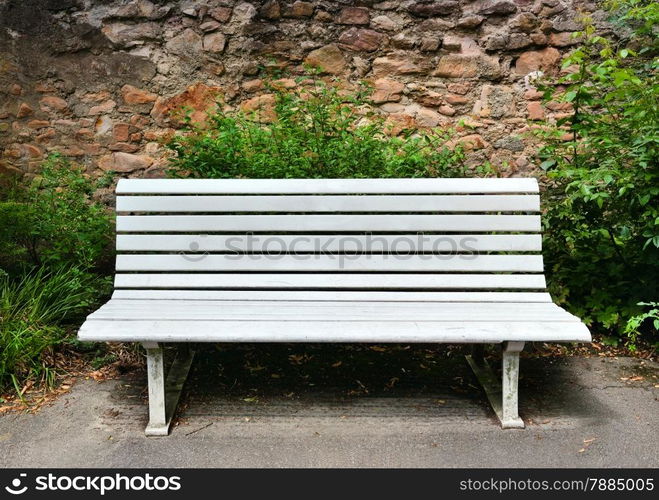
left=142, top=342, right=195, bottom=436
left=466, top=341, right=525, bottom=429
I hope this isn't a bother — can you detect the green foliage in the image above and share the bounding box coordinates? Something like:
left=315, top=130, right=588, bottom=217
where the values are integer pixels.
left=624, top=302, right=659, bottom=351
left=0, top=267, right=110, bottom=392
left=166, top=77, right=466, bottom=179
left=0, top=155, right=115, bottom=393
left=537, top=0, right=658, bottom=345
left=0, top=154, right=114, bottom=272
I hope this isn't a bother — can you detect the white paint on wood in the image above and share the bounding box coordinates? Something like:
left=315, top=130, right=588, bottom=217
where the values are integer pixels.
left=116, top=234, right=543, bottom=252
left=79, top=318, right=592, bottom=343
left=115, top=254, right=544, bottom=272
left=117, top=178, right=540, bottom=195
left=116, top=194, right=541, bottom=213
left=117, top=214, right=541, bottom=232
left=113, top=273, right=547, bottom=289
left=111, top=290, right=554, bottom=302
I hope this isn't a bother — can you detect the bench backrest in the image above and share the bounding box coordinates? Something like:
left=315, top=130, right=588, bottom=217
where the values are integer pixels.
left=113, top=178, right=546, bottom=301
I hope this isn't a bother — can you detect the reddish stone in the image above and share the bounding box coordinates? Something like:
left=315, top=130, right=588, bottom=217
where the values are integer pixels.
left=546, top=100, right=573, bottom=112
left=452, top=134, right=488, bottom=151
left=445, top=94, right=470, bottom=105
left=130, top=115, right=150, bottom=128
left=36, top=129, right=56, bottom=144
left=530, top=32, right=548, bottom=46
left=339, top=28, right=387, bottom=52
left=448, top=83, right=470, bottom=95
left=524, top=89, right=544, bottom=100
left=371, top=78, right=405, bottom=104
left=39, top=96, right=68, bottom=113
left=27, top=120, right=50, bottom=129
left=82, top=90, right=111, bottom=102
left=314, top=10, right=333, bottom=22
left=434, top=54, right=501, bottom=79
left=84, top=144, right=103, bottom=156
left=76, top=128, right=94, bottom=140
left=384, top=113, right=416, bottom=136
left=151, top=83, right=222, bottom=127
left=130, top=132, right=142, bottom=142
left=337, top=7, right=369, bottom=25
left=417, top=91, right=443, bottom=107
left=16, top=103, right=34, bottom=118
left=549, top=32, right=579, bottom=47
left=113, top=123, right=131, bottom=142
left=243, top=79, right=265, bottom=92
left=98, top=152, right=154, bottom=172
left=304, top=44, right=346, bottom=75
left=515, top=47, right=561, bottom=75
left=88, top=100, right=117, bottom=115
left=203, top=32, right=226, bottom=53
left=21, top=143, right=43, bottom=158
left=527, top=101, right=544, bottom=120
left=240, top=94, right=277, bottom=123
left=372, top=56, right=428, bottom=76
left=456, top=15, right=485, bottom=29
left=8, top=84, right=22, bottom=96
left=34, top=82, right=56, bottom=93
left=438, top=105, right=456, bottom=116
left=415, top=107, right=443, bottom=128
left=209, top=7, right=232, bottom=22
left=121, top=85, right=157, bottom=105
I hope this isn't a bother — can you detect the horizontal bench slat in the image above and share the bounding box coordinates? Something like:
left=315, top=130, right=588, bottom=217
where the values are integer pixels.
left=116, top=178, right=540, bottom=195
left=111, top=290, right=553, bottom=302
left=116, top=254, right=544, bottom=272
left=116, top=195, right=540, bottom=213
left=90, top=301, right=572, bottom=322
left=78, top=319, right=591, bottom=343
left=117, top=215, right=541, bottom=232
left=116, top=234, right=543, bottom=252
left=114, top=273, right=546, bottom=289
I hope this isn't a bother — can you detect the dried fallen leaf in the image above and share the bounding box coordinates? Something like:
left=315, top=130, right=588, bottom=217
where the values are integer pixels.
left=331, top=361, right=342, bottom=368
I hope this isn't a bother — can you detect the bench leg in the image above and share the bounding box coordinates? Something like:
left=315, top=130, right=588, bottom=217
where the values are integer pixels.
left=142, top=342, right=195, bottom=437
left=501, top=341, right=525, bottom=429
left=465, top=341, right=525, bottom=429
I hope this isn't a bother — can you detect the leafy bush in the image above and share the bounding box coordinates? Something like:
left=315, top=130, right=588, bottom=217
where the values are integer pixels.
left=0, top=154, right=114, bottom=272
left=0, top=156, right=115, bottom=393
left=537, top=0, right=658, bottom=346
left=166, top=77, right=466, bottom=179
left=0, top=267, right=109, bottom=392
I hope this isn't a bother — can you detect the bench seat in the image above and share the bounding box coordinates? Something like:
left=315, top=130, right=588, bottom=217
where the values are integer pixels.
left=79, top=177, right=591, bottom=435
left=80, top=295, right=590, bottom=344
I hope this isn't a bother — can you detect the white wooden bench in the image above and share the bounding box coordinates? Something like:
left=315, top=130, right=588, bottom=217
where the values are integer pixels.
left=78, top=178, right=591, bottom=435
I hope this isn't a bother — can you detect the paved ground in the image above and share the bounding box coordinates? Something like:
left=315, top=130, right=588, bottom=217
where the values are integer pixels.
left=0, top=347, right=657, bottom=468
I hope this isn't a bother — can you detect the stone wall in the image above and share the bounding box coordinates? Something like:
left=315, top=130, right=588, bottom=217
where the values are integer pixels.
left=0, top=0, right=603, bottom=180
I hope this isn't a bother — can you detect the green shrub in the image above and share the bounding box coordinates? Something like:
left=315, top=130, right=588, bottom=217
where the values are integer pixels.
left=0, top=267, right=110, bottom=392
left=166, top=77, right=466, bottom=179
left=0, top=154, right=114, bottom=272
left=537, top=0, right=658, bottom=346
